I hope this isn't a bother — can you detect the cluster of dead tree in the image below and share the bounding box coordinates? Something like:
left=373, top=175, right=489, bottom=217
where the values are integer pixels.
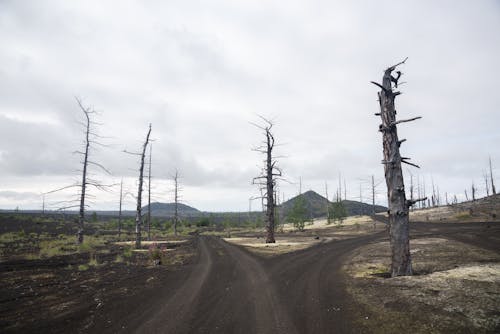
left=45, top=99, right=183, bottom=249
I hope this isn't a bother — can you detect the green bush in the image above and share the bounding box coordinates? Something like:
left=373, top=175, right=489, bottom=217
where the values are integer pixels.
left=196, top=217, right=211, bottom=227
left=123, top=247, right=133, bottom=258
left=288, top=195, right=307, bottom=231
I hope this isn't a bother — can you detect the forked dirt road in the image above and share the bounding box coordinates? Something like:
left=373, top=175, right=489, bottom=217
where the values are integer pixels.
left=92, top=222, right=499, bottom=334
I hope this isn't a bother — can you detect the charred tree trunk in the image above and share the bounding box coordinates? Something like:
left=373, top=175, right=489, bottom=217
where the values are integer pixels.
left=372, top=58, right=424, bottom=277
left=252, top=117, right=282, bottom=244
left=135, top=124, right=152, bottom=249
left=147, top=144, right=152, bottom=241
left=489, top=157, right=496, bottom=195
left=472, top=182, right=476, bottom=202
left=265, top=128, right=276, bottom=243
left=77, top=101, right=91, bottom=244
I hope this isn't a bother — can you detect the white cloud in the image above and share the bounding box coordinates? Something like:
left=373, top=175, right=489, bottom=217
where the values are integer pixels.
left=1, top=0, right=499, bottom=211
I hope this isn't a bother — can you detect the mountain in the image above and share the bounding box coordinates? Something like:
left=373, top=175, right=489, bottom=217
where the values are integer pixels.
left=142, top=202, right=201, bottom=217
left=280, top=190, right=387, bottom=219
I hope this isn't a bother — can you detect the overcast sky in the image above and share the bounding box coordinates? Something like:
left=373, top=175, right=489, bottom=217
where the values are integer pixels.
left=1, top=0, right=499, bottom=212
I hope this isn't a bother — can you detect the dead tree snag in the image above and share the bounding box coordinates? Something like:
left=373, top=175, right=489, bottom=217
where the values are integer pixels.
left=173, top=170, right=181, bottom=236
left=371, top=58, right=426, bottom=277
left=147, top=143, right=152, bottom=241
left=489, top=156, right=496, bottom=195
left=134, top=124, right=152, bottom=249
left=252, top=116, right=282, bottom=243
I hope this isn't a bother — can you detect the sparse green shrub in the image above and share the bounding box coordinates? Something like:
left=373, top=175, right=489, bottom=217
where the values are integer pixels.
left=329, top=201, right=347, bottom=226
left=88, top=253, right=98, bottom=267
left=196, top=217, right=211, bottom=227
left=288, top=195, right=307, bottom=231
left=123, top=247, right=133, bottom=258
left=39, top=239, right=68, bottom=257
left=148, top=242, right=167, bottom=265
left=78, top=264, right=89, bottom=271
left=0, top=232, right=22, bottom=243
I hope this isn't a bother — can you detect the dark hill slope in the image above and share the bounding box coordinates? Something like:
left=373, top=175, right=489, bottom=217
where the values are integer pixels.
left=281, top=190, right=387, bottom=218
left=142, top=202, right=200, bottom=217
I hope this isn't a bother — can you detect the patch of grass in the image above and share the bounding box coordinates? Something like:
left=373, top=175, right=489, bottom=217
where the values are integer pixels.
left=39, top=238, right=74, bottom=258
left=455, top=212, right=471, bottom=220
left=115, top=254, right=124, bottom=263
left=24, top=253, right=40, bottom=260
left=78, top=264, right=89, bottom=271
left=78, top=236, right=105, bottom=252
left=0, top=232, right=24, bottom=243
left=88, top=253, right=98, bottom=267
left=123, top=247, right=133, bottom=258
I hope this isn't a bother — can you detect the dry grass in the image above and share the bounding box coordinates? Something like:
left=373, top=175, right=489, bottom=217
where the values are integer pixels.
left=282, top=215, right=376, bottom=231
left=114, top=240, right=188, bottom=246
left=344, top=237, right=500, bottom=333
left=223, top=236, right=331, bottom=256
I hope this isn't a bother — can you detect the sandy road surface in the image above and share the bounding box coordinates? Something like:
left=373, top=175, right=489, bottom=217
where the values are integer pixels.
left=93, top=222, right=499, bottom=334
left=98, top=233, right=385, bottom=334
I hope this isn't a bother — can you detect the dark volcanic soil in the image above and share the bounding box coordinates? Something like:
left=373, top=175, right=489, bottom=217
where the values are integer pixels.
left=1, top=221, right=499, bottom=333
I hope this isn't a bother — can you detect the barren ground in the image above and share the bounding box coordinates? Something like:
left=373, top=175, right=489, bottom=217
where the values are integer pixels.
left=1, top=212, right=499, bottom=333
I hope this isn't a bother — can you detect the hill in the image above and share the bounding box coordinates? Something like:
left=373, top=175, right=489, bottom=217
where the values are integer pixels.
left=281, top=190, right=387, bottom=219
left=409, top=193, right=500, bottom=222
left=142, top=202, right=201, bottom=217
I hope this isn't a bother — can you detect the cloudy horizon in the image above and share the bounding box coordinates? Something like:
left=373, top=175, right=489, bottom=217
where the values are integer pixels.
left=1, top=0, right=499, bottom=212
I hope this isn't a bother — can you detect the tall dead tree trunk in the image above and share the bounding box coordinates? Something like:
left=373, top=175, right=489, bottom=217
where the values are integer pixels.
left=147, top=144, right=152, bottom=241
left=489, top=157, right=496, bottom=195
left=173, top=170, right=180, bottom=236
left=46, top=98, right=111, bottom=244
left=264, top=126, right=276, bottom=243
left=372, top=58, right=425, bottom=277
left=252, top=117, right=282, bottom=243
left=484, top=172, right=490, bottom=197
left=135, top=124, right=152, bottom=249
left=77, top=103, right=90, bottom=244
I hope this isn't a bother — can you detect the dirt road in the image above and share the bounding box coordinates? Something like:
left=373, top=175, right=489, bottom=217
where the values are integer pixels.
left=90, top=222, right=499, bottom=334
left=92, top=232, right=384, bottom=334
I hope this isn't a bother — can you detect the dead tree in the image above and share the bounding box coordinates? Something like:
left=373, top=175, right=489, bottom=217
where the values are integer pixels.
left=173, top=170, right=181, bottom=236
left=472, top=181, right=476, bottom=202
left=371, top=58, right=426, bottom=277
left=431, top=177, right=437, bottom=207
left=252, top=116, right=282, bottom=243
left=147, top=143, right=152, bottom=241
left=344, top=178, right=347, bottom=201
left=489, top=157, right=496, bottom=195
left=484, top=172, right=490, bottom=197
left=46, top=98, right=112, bottom=244
left=134, top=124, right=152, bottom=249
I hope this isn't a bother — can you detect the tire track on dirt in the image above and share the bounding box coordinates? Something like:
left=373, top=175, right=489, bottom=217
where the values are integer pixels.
left=134, top=237, right=213, bottom=334
left=181, top=237, right=297, bottom=334
left=269, top=232, right=386, bottom=333
left=216, top=238, right=298, bottom=334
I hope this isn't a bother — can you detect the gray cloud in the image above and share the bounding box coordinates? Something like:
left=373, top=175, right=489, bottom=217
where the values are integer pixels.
left=1, top=0, right=499, bottom=211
